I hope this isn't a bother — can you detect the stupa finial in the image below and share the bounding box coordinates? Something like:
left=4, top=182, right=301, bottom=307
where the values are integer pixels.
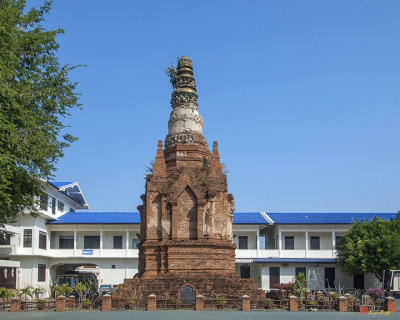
left=165, top=56, right=204, bottom=149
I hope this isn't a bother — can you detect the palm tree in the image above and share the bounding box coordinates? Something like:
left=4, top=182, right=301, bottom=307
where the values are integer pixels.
left=32, top=287, right=45, bottom=300
left=19, top=286, right=33, bottom=301
left=0, top=287, right=14, bottom=303
left=74, top=282, right=87, bottom=307
left=61, top=283, right=73, bottom=296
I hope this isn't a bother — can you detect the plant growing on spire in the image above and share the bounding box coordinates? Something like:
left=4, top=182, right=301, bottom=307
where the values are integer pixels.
left=165, top=57, right=185, bottom=88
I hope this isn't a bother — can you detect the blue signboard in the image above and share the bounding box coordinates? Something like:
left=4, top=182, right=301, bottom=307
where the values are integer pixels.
left=82, top=249, right=93, bottom=255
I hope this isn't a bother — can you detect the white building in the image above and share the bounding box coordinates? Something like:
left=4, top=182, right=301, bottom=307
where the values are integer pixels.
left=0, top=181, right=395, bottom=295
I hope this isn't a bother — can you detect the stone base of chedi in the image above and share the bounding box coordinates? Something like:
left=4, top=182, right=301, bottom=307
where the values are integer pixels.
left=113, top=57, right=264, bottom=301
left=114, top=273, right=264, bottom=301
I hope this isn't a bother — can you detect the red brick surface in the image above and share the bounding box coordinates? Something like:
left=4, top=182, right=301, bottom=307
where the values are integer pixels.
left=114, top=137, right=264, bottom=300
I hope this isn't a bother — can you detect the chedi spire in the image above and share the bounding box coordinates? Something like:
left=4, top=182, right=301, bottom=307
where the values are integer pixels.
left=165, top=56, right=205, bottom=149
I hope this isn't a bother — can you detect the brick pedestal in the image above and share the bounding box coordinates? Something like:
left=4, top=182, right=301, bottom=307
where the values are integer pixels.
left=102, top=294, right=111, bottom=311
left=196, top=295, right=204, bottom=311
left=68, top=296, right=76, bottom=309
left=385, top=297, right=396, bottom=312
left=56, top=296, right=66, bottom=312
left=289, top=295, right=298, bottom=312
left=148, top=294, right=156, bottom=311
left=10, top=298, right=20, bottom=312
left=337, top=296, right=348, bottom=312
left=241, top=295, right=250, bottom=311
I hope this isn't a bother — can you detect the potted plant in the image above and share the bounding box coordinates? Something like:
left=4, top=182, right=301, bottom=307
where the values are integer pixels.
left=264, top=298, right=273, bottom=309
left=38, top=299, right=46, bottom=310
left=215, top=296, right=227, bottom=309
left=171, top=299, right=180, bottom=309
left=307, top=300, right=317, bottom=310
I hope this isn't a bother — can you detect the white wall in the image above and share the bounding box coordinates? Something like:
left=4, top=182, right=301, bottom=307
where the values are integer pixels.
left=259, top=264, right=354, bottom=291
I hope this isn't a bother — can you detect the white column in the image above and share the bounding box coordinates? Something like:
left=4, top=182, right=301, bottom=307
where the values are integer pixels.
left=256, top=229, right=260, bottom=258
left=47, top=231, right=51, bottom=251
left=73, top=229, right=77, bottom=256
left=126, top=230, right=129, bottom=257
left=100, top=229, right=103, bottom=257
left=278, top=230, right=282, bottom=256
left=332, top=231, right=336, bottom=256
left=32, top=226, right=36, bottom=255
left=305, top=231, right=309, bottom=258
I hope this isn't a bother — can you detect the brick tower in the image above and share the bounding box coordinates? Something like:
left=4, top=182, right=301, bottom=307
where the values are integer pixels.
left=114, top=57, right=264, bottom=300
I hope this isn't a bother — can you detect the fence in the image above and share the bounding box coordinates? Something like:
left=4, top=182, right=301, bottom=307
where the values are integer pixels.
left=2, top=295, right=395, bottom=312
left=251, top=299, right=289, bottom=310
left=19, top=299, right=56, bottom=311
left=298, top=299, right=336, bottom=311
left=111, top=298, right=147, bottom=310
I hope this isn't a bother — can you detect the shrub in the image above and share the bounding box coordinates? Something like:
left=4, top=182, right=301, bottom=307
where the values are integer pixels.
left=273, top=282, right=295, bottom=291
left=366, top=288, right=385, bottom=300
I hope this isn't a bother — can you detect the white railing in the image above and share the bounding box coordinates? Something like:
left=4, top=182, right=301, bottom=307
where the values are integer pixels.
left=307, top=250, right=336, bottom=258
left=235, top=248, right=336, bottom=259
left=235, top=249, right=258, bottom=258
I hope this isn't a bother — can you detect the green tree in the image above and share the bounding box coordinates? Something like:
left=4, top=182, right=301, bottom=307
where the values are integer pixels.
left=0, top=287, right=14, bottom=302
left=0, top=0, right=82, bottom=225
left=336, top=215, right=400, bottom=283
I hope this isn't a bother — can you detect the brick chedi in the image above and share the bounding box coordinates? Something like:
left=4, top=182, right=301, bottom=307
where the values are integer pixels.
left=114, top=57, right=264, bottom=301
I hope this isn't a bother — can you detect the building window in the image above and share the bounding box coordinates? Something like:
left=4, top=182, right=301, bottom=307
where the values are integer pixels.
left=285, top=236, right=294, bottom=250
left=51, top=197, right=56, bottom=214
left=39, top=231, right=47, bottom=250
left=84, top=236, right=100, bottom=249
left=59, top=235, right=74, bottom=249
left=69, top=208, right=75, bottom=212
left=259, top=236, right=266, bottom=250
left=295, top=267, right=306, bottom=276
left=38, top=264, right=46, bottom=282
left=58, top=201, right=65, bottom=212
left=40, top=194, right=48, bottom=211
left=111, top=265, right=116, bottom=269
left=238, top=236, right=248, bottom=249
left=324, top=267, right=335, bottom=288
left=132, top=239, right=140, bottom=249
left=267, top=237, right=275, bottom=249
left=269, top=267, right=280, bottom=289
left=354, top=274, right=364, bottom=290
left=240, top=265, right=250, bottom=278
left=0, top=234, right=11, bottom=245
left=310, top=236, right=320, bottom=250
left=113, top=236, right=123, bottom=249
left=23, top=229, right=32, bottom=248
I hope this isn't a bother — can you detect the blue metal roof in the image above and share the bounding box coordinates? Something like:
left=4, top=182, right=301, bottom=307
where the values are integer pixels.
left=48, top=211, right=268, bottom=225
left=47, top=211, right=398, bottom=225
left=233, top=212, right=268, bottom=224
left=266, top=212, right=397, bottom=224
left=47, top=212, right=140, bottom=224
left=252, top=258, right=337, bottom=264
left=49, top=182, right=74, bottom=188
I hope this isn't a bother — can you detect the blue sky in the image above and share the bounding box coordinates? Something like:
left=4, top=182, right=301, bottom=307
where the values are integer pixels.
left=30, top=0, right=399, bottom=213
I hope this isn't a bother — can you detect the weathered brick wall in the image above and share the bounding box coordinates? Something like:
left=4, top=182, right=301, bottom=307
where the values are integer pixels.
left=138, top=139, right=236, bottom=277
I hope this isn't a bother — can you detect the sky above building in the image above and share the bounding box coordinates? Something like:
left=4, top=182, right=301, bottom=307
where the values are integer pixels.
left=29, top=0, right=400, bottom=213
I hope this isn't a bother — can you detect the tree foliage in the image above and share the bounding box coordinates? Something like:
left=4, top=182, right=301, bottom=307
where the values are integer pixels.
left=336, top=215, right=400, bottom=282
left=0, top=0, right=82, bottom=224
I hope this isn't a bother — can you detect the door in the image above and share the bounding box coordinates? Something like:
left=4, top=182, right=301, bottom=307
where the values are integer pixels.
left=324, top=267, right=335, bottom=288
left=0, top=267, right=16, bottom=289
left=269, top=267, right=280, bottom=289
left=240, top=265, right=250, bottom=278
left=180, top=285, right=196, bottom=305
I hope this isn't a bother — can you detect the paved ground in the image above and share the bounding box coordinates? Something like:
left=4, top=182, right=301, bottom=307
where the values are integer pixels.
left=1, top=311, right=400, bottom=320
